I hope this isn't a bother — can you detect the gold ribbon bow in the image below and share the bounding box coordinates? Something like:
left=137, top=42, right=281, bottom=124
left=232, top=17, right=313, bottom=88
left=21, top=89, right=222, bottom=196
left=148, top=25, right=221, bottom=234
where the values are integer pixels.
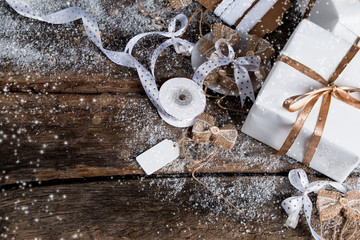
left=276, top=44, right=360, bottom=166
left=192, top=113, right=237, bottom=150
left=179, top=113, right=241, bottom=212
left=317, top=190, right=360, bottom=239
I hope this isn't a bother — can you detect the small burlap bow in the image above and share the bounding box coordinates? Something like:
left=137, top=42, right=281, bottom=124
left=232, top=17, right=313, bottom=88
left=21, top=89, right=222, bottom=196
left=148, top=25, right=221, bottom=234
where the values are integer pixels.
left=317, top=189, right=360, bottom=239
left=192, top=112, right=237, bottom=149
left=179, top=113, right=241, bottom=212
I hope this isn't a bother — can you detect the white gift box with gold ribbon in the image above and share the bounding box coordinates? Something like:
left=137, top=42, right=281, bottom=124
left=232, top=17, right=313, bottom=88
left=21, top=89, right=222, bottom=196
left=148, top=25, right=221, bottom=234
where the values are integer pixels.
left=308, top=0, right=360, bottom=45
left=242, top=19, right=360, bottom=182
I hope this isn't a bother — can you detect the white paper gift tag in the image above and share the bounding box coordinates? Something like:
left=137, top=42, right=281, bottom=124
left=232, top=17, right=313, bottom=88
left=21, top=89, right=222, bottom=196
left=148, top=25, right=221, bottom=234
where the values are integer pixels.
left=136, top=139, right=179, bottom=175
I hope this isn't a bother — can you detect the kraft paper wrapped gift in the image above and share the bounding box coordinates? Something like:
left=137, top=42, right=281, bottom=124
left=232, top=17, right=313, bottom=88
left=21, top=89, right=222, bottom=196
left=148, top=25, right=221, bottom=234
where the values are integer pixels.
left=308, top=0, right=360, bottom=45
left=196, top=0, right=291, bottom=37
left=241, top=19, right=360, bottom=182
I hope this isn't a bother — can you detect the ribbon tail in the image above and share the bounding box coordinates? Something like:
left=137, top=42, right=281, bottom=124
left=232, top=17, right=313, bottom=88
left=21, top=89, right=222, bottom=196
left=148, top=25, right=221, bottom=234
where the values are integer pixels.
left=281, top=196, right=304, bottom=228
left=234, top=65, right=255, bottom=107
left=303, top=196, right=322, bottom=240
left=302, top=93, right=331, bottom=166
left=276, top=93, right=322, bottom=157
left=150, top=38, right=194, bottom=76
left=285, top=205, right=302, bottom=229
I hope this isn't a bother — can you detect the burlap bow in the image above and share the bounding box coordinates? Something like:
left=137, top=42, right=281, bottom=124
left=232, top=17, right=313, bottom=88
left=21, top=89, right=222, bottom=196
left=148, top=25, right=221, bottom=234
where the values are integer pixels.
left=317, top=189, right=360, bottom=239
left=276, top=44, right=360, bottom=166
left=281, top=169, right=345, bottom=240
left=192, top=113, right=237, bottom=150
left=179, top=113, right=241, bottom=213
left=318, top=190, right=360, bottom=222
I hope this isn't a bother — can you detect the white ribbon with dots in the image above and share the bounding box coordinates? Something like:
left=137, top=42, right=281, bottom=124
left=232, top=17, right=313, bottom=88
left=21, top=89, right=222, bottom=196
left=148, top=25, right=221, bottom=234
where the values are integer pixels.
left=123, top=14, right=201, bottom=127
left=5, top=0, right=201, bottom=127
left=125, top=14, right=194, bottom=58
left=192, top=39, right=260, bottom=107
left=281, top=169, right=346, bottom=240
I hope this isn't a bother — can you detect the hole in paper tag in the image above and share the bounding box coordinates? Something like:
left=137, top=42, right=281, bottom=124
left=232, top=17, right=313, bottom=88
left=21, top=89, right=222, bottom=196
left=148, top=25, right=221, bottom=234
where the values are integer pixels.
left=136, top=139, right=180, bottom=175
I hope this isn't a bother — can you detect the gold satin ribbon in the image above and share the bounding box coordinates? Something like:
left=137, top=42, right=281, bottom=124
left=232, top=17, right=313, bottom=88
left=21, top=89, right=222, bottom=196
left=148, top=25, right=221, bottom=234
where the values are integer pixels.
left=276, top=44, right=360, bottom=166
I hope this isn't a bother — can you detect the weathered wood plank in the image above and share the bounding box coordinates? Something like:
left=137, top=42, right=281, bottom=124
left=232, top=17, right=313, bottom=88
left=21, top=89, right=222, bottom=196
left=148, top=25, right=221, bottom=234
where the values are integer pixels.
left=4, top=175, right=355, bottom=240
left=0, top=92, right=307, bottom=185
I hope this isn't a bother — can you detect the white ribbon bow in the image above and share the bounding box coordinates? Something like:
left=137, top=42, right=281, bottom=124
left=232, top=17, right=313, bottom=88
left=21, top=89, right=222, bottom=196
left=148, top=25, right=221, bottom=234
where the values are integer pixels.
left=281, top=169, right=346, bottom=240
left=192, top=39, right=260, bottom=106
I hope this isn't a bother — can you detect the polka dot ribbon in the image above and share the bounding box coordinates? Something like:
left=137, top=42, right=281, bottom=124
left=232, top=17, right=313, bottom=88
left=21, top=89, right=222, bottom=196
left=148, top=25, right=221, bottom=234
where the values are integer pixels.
left=124, top=13, right=194, bottom=57
left=123, top=13, right=194, bottom=78
left=124, top=14, right=200, bottom=127
left=5, top=0, right=200, bottom=127
left=192, top=39, right=260, bottom=107
left=281, top=169, right=346, bottom=240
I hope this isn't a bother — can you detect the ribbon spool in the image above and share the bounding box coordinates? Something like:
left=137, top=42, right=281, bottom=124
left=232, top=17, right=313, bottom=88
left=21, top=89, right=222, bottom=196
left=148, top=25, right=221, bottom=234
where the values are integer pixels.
left=125, top=14, right=206, bottom=127
left=159, top=78, right=206, bottom=123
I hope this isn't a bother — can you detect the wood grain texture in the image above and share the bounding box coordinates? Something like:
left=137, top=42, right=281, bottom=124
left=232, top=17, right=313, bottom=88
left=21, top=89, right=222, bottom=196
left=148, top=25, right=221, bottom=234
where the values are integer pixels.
left=0, top=92, right=305, bottom=185
left=0, top=175, right=338, bottom=240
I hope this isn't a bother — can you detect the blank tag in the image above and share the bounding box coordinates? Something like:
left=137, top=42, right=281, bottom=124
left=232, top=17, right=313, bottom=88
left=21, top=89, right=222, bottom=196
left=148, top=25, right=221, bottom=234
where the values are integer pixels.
left=136, top=139, right=179, bottom=175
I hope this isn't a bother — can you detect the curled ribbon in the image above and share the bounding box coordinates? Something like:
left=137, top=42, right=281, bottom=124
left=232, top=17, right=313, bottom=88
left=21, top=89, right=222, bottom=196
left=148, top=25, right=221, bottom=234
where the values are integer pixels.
left=124, top=13, right=194, bottom=58
left=125, top=14, right=194, bottom=77
left=193, top=39, right=260, bottom=107
left=276, top=45, right=360, bottom=166
left=281, top=169, right=345, bottom=240
left=5, top=0, right=201, bottom=127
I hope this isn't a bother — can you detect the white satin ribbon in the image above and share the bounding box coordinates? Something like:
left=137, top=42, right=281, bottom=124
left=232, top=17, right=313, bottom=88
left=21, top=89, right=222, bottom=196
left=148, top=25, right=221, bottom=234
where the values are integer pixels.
left=192, top=39, right=260, bottom=107
left=281, top=169, right=346, bottom=240
left=5, top=0, right=200, bottom=127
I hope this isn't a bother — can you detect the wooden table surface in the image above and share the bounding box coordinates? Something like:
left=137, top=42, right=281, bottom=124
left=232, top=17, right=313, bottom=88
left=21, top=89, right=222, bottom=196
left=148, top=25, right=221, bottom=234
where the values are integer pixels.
left=1, top=0, right=359, bottom=239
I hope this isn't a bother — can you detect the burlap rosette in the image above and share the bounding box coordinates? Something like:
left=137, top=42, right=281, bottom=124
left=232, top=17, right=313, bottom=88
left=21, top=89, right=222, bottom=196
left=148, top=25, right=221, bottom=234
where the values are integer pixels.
left=198, top=24, right=275, bottom=111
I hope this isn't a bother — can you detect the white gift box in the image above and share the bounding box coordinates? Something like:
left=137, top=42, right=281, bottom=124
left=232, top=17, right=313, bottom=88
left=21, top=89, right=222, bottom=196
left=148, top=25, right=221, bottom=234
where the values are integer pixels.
left=241, top=19, right=360, bottom=182
left=308, top=0, right=360, bottom=45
